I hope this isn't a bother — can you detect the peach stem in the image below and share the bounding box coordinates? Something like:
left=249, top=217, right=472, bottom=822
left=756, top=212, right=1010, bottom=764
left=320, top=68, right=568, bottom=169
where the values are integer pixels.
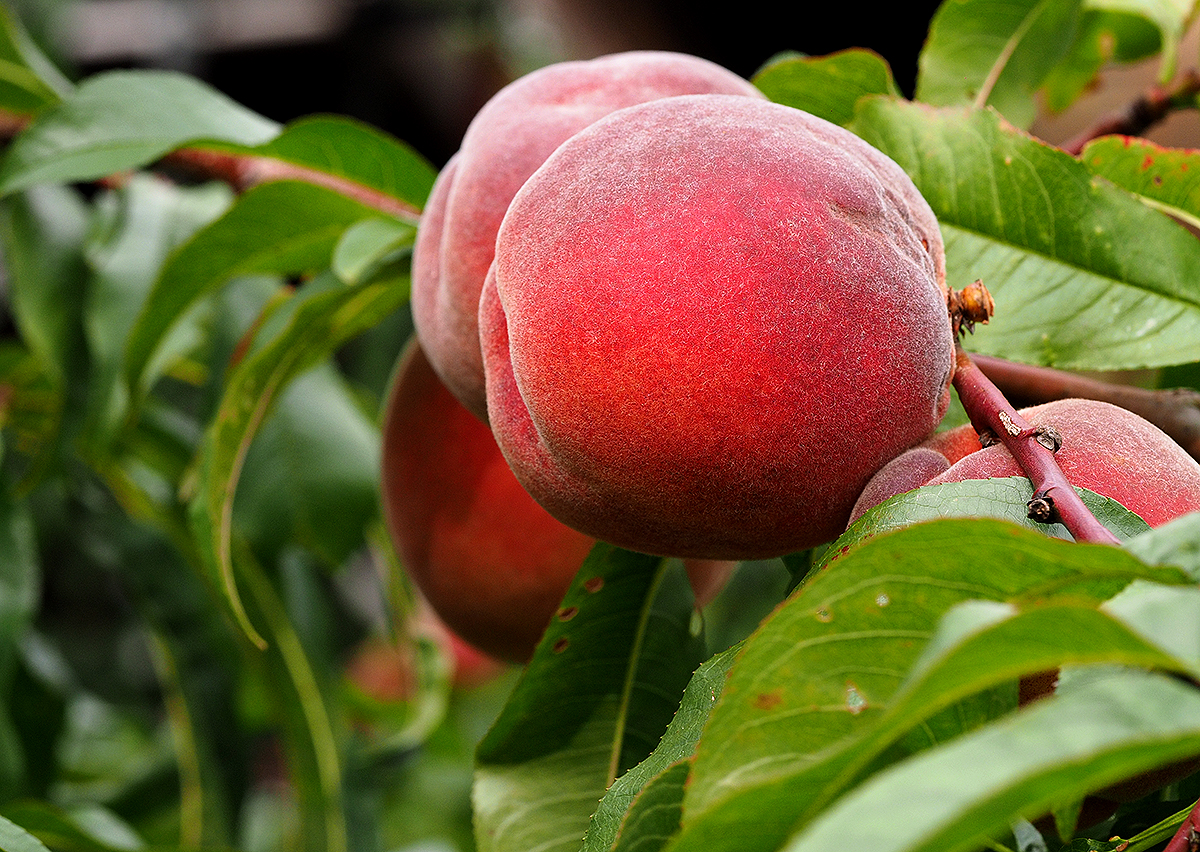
left=952, top=344, right=1121, bottom=545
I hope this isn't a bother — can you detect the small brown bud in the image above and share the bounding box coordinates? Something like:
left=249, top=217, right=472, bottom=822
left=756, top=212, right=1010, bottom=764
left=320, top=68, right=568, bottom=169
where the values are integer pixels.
left=1034, top=425, right=1063, bottom=453
left=948, top=279, right=996, bottom=337
left=1027, top=488, right=1061, bottom=524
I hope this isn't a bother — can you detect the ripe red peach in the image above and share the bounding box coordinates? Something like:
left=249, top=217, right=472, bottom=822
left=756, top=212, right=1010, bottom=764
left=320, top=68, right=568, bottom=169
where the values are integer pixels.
left=380, top=341, right=733, bottom=662
left=412, top=51, right=765, bottom=420
left=480, top=94, right=953, bottom=560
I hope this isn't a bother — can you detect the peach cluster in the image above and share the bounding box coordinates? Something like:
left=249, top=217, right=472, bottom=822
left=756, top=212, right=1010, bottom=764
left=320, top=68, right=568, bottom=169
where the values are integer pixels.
left=383, top=48, right=961, bottom=657
left=412, top=50, right=765, bottom=421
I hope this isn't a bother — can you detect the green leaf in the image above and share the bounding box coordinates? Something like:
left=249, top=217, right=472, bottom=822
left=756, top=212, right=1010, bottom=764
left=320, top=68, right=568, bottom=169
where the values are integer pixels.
left=0, top=69, right=279, bottom=195
left=238, top=552, right=349, bottom=852
left=1122, top=511, right=1200, bottom=579
left=234, top=363, right=382, bottom=567
left=916, top=0, right=1083, bottom=128
left=107, top=527, right=246, bottom=848
left=0, top=185, right=90, bottom=388
left=1040, top=10, right=1162, bottom=111
left=332, top=217, right=416, bottom=285
left=474, top=546, right=706, bottom=852
left=674, top=518, right=1187, bottom=852
left=223, top=114, right=436, bottom=217
left=839, top=477, right=1150, bottom=552
left=0, top=492, right=37, bottom=800
left=583, top=645, right=740, bottom=852
left=676, top=586, right=1200, bottom=852
left=0, top=813, right=51, bottom=852
left=610, top=760, right=691, bottom=852
left=1085, top=0, right=1195, bottom=79
left=781, top=670, right=1200, bottom=852
left=188, top=271, right=408, bottom=647
left=123, top=180, right=382, bottom=395
left=0, top=801, right=144, bottom=852
left=0, top=482, right=39, bottom=655
left=752, top=49, right=899, bottom=127
left=0, top=5, right=70, bottom=114
left=1082, top=136, right=1200, bottom=231
left=81, top=175, right=233, bottom=447
left=851, top=99, right=1200, bottom=369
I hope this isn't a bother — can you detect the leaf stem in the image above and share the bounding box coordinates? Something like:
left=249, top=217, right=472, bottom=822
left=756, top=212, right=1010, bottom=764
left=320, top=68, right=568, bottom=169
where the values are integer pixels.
left=952, top=342, right=1121, bottom=545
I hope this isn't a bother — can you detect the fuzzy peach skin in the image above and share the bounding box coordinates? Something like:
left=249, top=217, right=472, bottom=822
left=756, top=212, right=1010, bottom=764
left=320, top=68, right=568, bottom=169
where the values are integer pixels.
left=480, top=94, right=954, bottom=560
left=923, top=398, right=1200, bottom=527
left=381, top=341, right=733, bottom=662
left=411, top=51, right=765, bottom=421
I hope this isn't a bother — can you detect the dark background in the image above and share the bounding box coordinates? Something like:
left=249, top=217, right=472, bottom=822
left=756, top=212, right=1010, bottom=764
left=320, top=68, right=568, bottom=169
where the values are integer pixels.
left=45, top=0, right=943, bottom=168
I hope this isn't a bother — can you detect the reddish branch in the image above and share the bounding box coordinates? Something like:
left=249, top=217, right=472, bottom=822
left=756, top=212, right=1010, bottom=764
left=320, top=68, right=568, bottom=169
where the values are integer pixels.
left=1163, top=799, right=1200, bottom=852
left=164, top=147, right=421, bottom=224
left=973, top=354, right=1200, bottom=463
left=953, top=344, right=1121, bottom=544
left=1059, top=68, right=1200, bottom=156
left=948, top=282, right=1121, bottom=545
left=0, top=109, right=421, bottom=223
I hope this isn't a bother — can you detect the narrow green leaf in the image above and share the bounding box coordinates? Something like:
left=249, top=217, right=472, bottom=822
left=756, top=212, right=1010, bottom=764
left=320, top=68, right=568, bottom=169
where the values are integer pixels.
left=683, top=519, right=1185, bottom=829
left=123, top=180, right=380, bottom=395
left=110, top=529, right=246, bottom=849
left=0, top=491, right=37, bottom=801
left=475, top=546, right=706, bottom=852
left=0, top=69, right=279, bottom=195
left=0, top=185, right=90, bottom=388
left=331, top=217, right=416, bottom=285
left=1085, top=0, right=1195, bottom=79
left=782, top=670, right=1200, bottom=852
left=852, top=99, right=1200, bottom=369
left=81, top=175, right=232, bottom=447
left=188, top=272, right=408, bottom=647
left=1082, top=136, right=1200, bottom=230
left=1122, top=511, right=1200, bottom=578
left=0, top=813, right=51, bottom=852
left=0, top=490, right=38, bottom=651
left=0, top=5, right=70, bottom=113
left=610, top=760, right=691, bottom=852
left=583, top=645, right=740, bottom=852
left=838, top=477, right=1149, bottom=554
left=916, top=0, right=1083, bottom=128
left=1040, top=10, right=1162, bottom=111
left=0, top=801, right=137, bottom=852
left=234, top=363, right=382, bottom=567
left=238, top=552, right=348, bottom=852
left=752, top=49, right=899, bottom=127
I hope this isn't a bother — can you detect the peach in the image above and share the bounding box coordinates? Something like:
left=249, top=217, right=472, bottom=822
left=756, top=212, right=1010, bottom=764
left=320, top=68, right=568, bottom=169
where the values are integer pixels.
left=380, top=340, right=732, bottom=662
left=411, top=50, right=765, bottom=421
left=924, top=399, right=1200, bottom=527
left=480, top=94, right=953, bottom=560
left=851, top=398, right=1200, bottom=526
